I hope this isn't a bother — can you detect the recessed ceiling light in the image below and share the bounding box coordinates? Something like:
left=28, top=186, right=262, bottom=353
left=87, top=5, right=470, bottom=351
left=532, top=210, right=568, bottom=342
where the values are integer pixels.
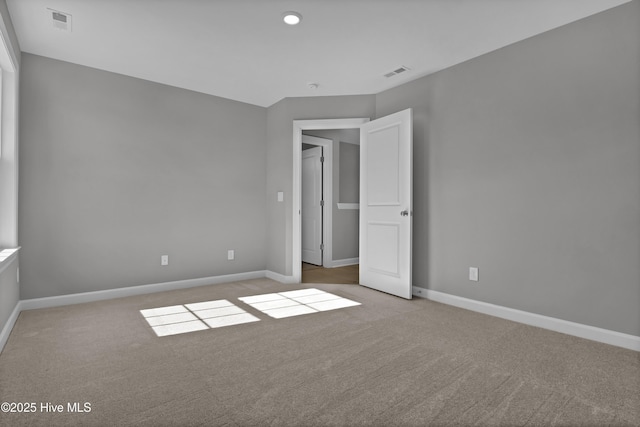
left=283, top=11, right=302, bottom=25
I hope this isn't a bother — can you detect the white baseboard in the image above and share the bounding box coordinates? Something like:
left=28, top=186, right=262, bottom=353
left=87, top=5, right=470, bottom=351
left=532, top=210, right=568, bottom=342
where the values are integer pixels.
left=328, top=258, right=359, bottom=268
left=0, top=301, right=21, bottom=355
left=265, top=270, right=297, bottom=284
left=20, top=271, right=267, bottom=311
left=413, top=286, right=640, bottom=352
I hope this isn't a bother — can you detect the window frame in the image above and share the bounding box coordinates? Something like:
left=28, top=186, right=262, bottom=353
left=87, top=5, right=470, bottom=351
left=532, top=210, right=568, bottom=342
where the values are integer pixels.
left=0, top=12, right=20, bottom=251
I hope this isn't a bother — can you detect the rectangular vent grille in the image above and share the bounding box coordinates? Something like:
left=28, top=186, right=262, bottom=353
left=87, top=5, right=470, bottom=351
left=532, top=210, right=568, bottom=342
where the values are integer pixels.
left=52, top=12, right=67, bottom=23
left=384, top=66, right=410, bottom=78
left=48, top=9, right=72, bottom=32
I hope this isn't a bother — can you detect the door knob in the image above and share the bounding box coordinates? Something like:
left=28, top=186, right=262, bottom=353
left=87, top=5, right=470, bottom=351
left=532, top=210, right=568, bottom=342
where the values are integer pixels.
left=400, top=209, right=409, bottom=216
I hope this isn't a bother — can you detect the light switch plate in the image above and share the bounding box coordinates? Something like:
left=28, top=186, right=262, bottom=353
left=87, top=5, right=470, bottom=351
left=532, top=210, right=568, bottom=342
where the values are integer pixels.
left=277, top=191, right=284, bottom=202
left=469, top=267, right=479, bottom=281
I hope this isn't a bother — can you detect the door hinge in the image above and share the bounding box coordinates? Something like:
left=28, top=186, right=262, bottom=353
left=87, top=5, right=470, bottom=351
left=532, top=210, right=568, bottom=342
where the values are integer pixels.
left=320, top=200, right=324, bottom=207
left=320, top=156, right=325, bottom=163
left=320, top=243, right=324, bottom=251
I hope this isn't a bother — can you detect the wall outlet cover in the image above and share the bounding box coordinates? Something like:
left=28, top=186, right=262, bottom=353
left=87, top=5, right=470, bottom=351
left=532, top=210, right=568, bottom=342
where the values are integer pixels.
left=469, top=267, right=479, bottom=281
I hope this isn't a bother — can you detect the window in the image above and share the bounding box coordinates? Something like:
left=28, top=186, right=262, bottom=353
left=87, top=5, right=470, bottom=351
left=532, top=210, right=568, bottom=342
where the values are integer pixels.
left=0, top=12, right=19, bottom=255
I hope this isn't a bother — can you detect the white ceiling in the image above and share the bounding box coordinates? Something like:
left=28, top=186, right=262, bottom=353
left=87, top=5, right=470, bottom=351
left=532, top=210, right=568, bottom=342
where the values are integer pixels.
left=6, top=0, right=631, bottom=107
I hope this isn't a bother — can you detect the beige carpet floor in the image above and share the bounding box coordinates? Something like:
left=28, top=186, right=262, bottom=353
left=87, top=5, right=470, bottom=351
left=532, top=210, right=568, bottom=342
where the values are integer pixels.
left=0, top=278, right=638, bottom=426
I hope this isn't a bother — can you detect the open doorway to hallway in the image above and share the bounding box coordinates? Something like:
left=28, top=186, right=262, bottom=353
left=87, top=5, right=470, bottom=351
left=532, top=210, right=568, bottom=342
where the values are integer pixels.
left=292, top=117, right=369, bottom=284
left=301, top=128, right=360, bottom=285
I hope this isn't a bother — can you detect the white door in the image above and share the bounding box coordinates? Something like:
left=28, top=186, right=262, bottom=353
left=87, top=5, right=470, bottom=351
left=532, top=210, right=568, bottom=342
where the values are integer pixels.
left=301, top=146, right=323, bottom=265
left=359, top=109, right=413, bottom=299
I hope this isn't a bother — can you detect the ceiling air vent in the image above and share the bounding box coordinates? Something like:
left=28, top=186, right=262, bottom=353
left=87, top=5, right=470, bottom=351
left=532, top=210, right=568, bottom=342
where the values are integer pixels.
left=49, top=9, right=72, bottom=32
left=384, top=66, right=410, bottom=78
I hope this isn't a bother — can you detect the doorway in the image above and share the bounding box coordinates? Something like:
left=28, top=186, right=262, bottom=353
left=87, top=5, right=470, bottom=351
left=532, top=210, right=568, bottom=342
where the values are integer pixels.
left=301, top=129, right=361, bottom=284
left=293, top=110, right=413, bottom=298
left=293, top=118, right=369, bottom=284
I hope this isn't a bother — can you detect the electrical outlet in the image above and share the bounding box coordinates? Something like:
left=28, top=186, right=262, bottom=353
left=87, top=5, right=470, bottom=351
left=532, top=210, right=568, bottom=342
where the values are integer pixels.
left=469, top=267, right=479, bottom=282
left=161, top=255, right=169, bottom=266
left=227, top=250, right=235, bottom=260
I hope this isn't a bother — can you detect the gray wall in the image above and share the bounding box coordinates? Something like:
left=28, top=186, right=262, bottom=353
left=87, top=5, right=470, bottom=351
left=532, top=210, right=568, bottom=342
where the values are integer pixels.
left=266, top=96, right=375, bottom=276
left=303, top=129, right=360, bottom=261
left=335, top=141, right=359, bottom=261
left=8, top=1, right=638, bottom=340
left=336, top=141, right=359, bottom=261
left=19, top=54, right=267, bottom=299
left=376, top=1, right=640, bottom=336
left=339, top=140, right=359, bottom=203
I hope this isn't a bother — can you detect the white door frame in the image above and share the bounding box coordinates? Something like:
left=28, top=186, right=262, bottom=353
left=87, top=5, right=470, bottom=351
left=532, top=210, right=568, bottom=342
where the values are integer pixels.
left=293, top=118, right=370, bottom=283
left=301, top=135, right=331, bottom=267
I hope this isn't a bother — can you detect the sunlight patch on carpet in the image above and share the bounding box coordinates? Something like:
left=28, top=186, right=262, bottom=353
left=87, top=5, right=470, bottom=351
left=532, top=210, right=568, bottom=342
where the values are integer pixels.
left=239, top=288, right=360, bottom=319
left=141, top=289, right=360, bottom=336
left=140, top=299, right=259, bottom=337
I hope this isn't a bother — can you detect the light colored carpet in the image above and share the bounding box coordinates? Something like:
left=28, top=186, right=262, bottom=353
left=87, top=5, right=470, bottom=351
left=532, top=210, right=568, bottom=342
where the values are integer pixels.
left=0, top=278, right=638, bottom=426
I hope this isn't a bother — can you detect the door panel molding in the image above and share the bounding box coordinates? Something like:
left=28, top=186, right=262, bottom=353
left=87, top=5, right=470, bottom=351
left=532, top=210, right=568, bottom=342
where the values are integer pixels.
left=366, top=221, right=401, bottom=277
